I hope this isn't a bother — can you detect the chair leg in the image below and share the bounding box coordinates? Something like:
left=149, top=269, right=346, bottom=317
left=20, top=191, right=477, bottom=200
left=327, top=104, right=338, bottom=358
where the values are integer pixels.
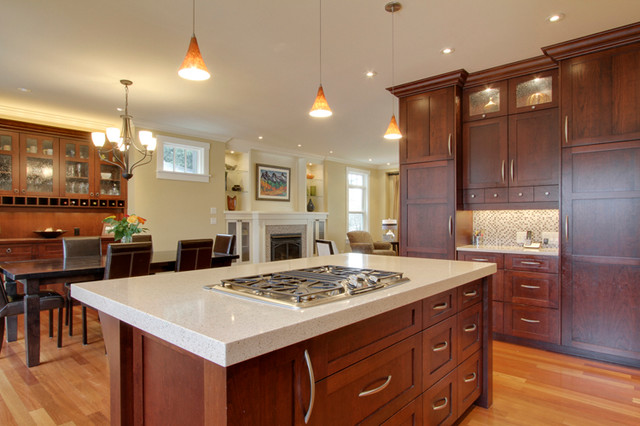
left=0, top=318, right=4, bottom=354
left=49, top=309, right=54, bottom=338
left=82, top=306, right=87, bottom=345
left=65, top=296, right=70, bottom=326
left=68, top=302, right=74, bottom=336
left=57, top=307, right=63, bottom=348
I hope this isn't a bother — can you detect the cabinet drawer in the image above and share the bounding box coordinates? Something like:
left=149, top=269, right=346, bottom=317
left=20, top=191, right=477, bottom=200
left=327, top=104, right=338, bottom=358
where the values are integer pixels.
left=457, top=303, right=482, bottom=362
left=504, top=304, right=560, bottom=344
left=423, top=289, right=457, bottom=329
left=423, top=315, right=457, bottom=390
left=37, top=241, right=63, bottom=259
left=505, top=271, right=559, bottom=308
left=458, top=251, right=504, bottom=268
left=463, top=189, right=484, bottom=204
left=505, top=254, right=558, bottom=273
left=381, top=396, right=423, bottom=425
left=423, top=369, right=457, bottom=426
left=0, top=244, right=33, bottom=261
left=458, top=280, right=482, bottom=310
left=534, top=185, right=558, bottom=202
left=316, top=334, right=422, bottom=426
left=508, top=186, right=534, bottom=202
left=323, top=302, right=422, bottom=378
left=484, top=188, right=508, bottom=203
left=457, top=350, right=482, bottom=416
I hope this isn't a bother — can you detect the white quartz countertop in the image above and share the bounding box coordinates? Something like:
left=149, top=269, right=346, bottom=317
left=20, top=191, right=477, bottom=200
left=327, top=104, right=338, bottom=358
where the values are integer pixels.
left=457, top=245, right=559, bottom=256
left=71, top=254, right=495, bottom=367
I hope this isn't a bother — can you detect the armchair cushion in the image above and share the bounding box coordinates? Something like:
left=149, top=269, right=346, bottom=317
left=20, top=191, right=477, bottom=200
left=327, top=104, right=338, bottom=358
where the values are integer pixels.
left=347, top=231, right=396, bottom=256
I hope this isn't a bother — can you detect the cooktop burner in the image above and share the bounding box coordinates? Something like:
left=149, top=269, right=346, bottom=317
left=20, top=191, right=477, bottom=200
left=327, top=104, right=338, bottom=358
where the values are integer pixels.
left=203, top=265, right=409, bottom=308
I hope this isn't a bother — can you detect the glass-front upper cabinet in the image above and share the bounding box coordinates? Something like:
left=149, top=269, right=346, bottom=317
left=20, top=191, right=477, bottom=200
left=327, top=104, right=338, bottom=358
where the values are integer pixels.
left=0, top=131, right=20, bottom=195
left=509, top=70, right=558, bottom=114
left=463, top=80, right=508, bottom=121
left=61, top=138, right=94, bottom=197
left=19, top=134, right=59, bottom=196
left=96, top=150, right=124, bottom=198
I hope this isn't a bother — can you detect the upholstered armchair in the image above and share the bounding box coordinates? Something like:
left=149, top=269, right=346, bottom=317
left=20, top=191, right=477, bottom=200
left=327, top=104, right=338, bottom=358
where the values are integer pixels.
left=347, top=231, right=396, bottom=256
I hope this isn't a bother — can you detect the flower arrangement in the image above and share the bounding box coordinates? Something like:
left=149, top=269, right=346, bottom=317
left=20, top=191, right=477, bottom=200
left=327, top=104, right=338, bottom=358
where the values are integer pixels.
left=103, top=214, right=148, bottom=243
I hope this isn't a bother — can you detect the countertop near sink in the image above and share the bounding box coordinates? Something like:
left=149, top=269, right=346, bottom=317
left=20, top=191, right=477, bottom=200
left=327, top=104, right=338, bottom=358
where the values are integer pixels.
left=457, top=245, right=559, bottom=257
left=72, top=253, right=495, bottom=367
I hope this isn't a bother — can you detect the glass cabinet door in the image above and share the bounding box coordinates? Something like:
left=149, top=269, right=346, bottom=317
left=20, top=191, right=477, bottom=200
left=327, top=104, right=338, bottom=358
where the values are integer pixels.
left=463, top=80, right=508, bottom=121
left=97, top=151, right=124, bottom=198
left=0, top=131, right=20, bottom=195
left=62, top=139, right=93, bottom=197
left=509, top=70, right=558, bottom=114
left=19, top=134, right=59, bottom=196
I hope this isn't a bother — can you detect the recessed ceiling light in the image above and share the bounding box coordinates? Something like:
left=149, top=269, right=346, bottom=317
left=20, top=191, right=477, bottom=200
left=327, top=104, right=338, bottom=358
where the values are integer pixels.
left=329, top=150, right=333, bottom=154
left=365, top=71, right=377, bottom=78
left=230, top=150, right=235, bottom=154
left=368, top=158, right=372, bottom=162
left=17, top=87, right=31, bottom=93
left=258, top=136, right=263, bottom=140
left=297, top=144, right=302, bottom=147
left=440, top=47, right=454, bottom=55
left=547, top=13, right=565, bottom=23
left=116, top=107, right=124, bottom=112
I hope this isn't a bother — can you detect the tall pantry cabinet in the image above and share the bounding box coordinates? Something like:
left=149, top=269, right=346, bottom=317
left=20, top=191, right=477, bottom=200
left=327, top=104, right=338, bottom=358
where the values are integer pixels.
left=395, top=70, right=471, bottom=260
left=543, top=24, right=640, bottom=364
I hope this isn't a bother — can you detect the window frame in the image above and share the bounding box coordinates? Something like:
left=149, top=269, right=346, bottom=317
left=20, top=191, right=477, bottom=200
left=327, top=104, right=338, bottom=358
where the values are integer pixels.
left=156, top=135, right=210, bottom=182
left=346, top=167, right=369, bottom=232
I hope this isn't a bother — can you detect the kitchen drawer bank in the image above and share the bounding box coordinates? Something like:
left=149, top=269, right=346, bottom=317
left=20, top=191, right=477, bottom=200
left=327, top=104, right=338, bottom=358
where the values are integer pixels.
left=72, top=254, right=495, bottom=425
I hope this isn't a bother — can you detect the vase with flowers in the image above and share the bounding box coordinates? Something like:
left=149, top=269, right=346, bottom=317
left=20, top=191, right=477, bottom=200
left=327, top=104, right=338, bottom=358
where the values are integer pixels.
left=103, top=214, right=148, bottom=243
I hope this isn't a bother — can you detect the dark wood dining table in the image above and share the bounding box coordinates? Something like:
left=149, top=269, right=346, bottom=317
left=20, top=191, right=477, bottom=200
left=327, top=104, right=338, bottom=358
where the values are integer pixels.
left=0, top=250, right=238, bottom=367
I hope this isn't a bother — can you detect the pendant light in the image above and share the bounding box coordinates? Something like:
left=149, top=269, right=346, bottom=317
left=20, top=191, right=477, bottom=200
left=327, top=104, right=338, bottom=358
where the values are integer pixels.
left=384, top=2, right=402, bottom=140
left=309, top=0, right=332, bottom=117
left=179, top=0, right=210, bottom=81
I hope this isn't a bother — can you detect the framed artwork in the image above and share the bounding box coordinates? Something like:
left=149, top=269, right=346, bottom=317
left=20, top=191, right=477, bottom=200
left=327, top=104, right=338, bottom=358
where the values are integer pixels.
left=256, top=163, right=291, bottom=201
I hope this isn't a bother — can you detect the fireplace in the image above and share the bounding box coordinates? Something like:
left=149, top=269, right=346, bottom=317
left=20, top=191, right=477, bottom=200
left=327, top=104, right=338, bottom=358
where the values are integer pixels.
left=270, top=233, right=302, bottom=261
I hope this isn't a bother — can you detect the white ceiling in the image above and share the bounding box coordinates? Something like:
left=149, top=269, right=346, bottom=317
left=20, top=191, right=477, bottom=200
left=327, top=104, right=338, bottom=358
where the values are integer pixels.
left=1, top=1, right=639, bottom=166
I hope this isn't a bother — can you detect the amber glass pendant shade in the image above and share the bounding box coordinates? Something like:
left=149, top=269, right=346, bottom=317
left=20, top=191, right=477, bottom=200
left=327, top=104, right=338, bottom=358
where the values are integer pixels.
left=384, top=114, right=402, bottom=139
left=309, top=84, right=332, bottom=117
left=179, top=35, right=210, bottom=81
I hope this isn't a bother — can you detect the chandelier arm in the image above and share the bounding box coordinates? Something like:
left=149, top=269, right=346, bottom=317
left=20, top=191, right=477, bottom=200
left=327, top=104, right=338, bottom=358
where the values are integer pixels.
left=127, top=151, right=154, bottom=174
left=97, top=146, right=126, bottom=170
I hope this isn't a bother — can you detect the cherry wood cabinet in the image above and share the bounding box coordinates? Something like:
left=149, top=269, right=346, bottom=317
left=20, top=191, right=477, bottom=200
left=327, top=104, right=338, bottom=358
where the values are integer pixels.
left=19, top=133, right=60, bottom=197
left=0, top=130, right=20, bottom=195
left=463, top=81, right=508, bottom=122
left=462, top=117, right=508, bottom=190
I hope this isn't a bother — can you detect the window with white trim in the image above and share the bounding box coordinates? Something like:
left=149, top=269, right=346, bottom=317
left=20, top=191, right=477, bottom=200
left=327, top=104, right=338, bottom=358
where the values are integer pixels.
left=347, top=168, right=369, bottom=232
left=156, top=136, right=210, bottom=182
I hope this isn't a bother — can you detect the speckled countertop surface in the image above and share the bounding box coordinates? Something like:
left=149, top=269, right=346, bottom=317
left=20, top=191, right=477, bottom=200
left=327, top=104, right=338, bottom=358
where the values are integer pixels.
left=457, top=245, right=559, bottom=256
left=71, top=253, right=495, bottom=367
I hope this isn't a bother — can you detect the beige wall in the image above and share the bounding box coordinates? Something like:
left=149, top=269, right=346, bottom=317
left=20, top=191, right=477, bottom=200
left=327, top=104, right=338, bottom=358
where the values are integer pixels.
left=128, top=131, right=227, bottom=252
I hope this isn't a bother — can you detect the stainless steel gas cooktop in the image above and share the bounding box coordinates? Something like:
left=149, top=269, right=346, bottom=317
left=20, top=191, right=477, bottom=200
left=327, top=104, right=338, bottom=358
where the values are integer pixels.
left=203, top=265, right=410, bottom=309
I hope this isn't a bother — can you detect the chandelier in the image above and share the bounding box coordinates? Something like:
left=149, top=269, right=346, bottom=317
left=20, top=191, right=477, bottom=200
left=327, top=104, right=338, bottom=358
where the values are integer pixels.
left=91, top=80, right=156, bottom=180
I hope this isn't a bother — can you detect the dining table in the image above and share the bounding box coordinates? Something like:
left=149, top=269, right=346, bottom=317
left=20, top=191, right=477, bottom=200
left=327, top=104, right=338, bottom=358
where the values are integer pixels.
left=0, top=250, right=238, bottom=367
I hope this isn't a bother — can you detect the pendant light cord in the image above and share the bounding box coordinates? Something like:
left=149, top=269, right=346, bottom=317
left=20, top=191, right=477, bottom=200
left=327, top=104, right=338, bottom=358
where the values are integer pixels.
left=390, top=5, right=396, bottom=114
left=319, top=0, right=323, bottom=84
left=192, top=0, right=196, bottom=36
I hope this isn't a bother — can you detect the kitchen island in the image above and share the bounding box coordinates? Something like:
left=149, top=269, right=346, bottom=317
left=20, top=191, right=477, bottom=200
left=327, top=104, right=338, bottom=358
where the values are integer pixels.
left=72, top=253, right=496, bottom=425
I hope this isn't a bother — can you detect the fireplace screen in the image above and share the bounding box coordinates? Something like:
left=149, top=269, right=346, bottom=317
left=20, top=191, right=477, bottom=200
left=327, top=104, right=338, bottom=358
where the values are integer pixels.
left=270, top=233, right=302, bottom=261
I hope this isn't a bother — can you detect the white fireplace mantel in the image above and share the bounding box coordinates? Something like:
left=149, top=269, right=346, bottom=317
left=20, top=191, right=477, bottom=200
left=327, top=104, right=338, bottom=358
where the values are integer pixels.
left=224, top=211, right=328, bottom=263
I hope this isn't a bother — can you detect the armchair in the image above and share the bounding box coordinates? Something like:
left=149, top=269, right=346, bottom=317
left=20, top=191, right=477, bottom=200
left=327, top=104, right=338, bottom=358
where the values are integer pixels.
left=347, top=231, right=396, bottom=256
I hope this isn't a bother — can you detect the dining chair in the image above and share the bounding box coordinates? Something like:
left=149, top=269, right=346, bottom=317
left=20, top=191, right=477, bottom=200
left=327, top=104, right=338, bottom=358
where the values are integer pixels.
left=0, top=277, right=64, bottom=354
left=62, top=236, right=102, bottom=339
left=175, top=239, right=214, bottom=272
left=213, top=234, right=236, bottom=254
left=132, top=234, right=152, bottom=243
left=315, top=239, right=339, bottom=256
left=104, top=242, right=153, bottom=280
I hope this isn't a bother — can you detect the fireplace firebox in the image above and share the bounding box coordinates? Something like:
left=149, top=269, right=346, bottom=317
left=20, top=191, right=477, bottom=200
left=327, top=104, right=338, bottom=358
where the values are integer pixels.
left=270, top=233, right=302, bottom=261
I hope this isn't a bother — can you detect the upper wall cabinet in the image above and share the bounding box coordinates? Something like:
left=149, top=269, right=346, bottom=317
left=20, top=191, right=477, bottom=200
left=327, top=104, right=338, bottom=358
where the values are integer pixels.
left=508, top=70, right=558, bottom=114
left=0, top=130, right=20, bottom=195
left=19, top=133, right=60, bottom=197
left=463, top=81, right=508, bottom=122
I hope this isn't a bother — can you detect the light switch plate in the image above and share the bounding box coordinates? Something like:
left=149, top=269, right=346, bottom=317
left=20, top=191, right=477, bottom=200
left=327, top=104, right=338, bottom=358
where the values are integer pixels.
left=210, top=217, right=217, bottom=225
left=516, top=231, right=527, bottom=244
left=210, top=207, right=217, bottom=215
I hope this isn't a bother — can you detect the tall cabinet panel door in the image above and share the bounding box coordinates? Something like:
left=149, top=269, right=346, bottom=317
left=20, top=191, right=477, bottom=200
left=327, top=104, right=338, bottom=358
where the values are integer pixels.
left=400, top=161, right=455, bottom=259
left=399, top=87, right=455, bottom=163
left=462, top=117, right=508, bottom=189
left=508, top=109, right=559, bottom=187
left=561, top=140, right=640, bottom=362
left=561, top=43, right=640, bottom=147
left=0, top=130, right=20, bottom=195
left=19, top=133, right=60, bottom=196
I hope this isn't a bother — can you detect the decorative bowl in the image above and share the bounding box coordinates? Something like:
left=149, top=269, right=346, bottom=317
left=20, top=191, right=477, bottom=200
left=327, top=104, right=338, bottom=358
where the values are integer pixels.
left=101, top=172, right=112, bottom=179
left=34, top=230, right=67, bottom=238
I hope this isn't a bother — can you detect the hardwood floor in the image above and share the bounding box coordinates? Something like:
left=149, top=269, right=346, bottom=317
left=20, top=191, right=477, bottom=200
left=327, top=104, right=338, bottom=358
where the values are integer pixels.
left=0, top=311, right=638, bottom=425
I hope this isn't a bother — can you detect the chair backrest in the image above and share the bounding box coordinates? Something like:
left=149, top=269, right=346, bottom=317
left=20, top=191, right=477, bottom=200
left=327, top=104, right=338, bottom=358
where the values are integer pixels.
left=213, top=234, right=236, bottom=254
left=347, top=231, right=374, bottom=245
left=175, top=239, right=214, bottom=272
left=104, top=242, right=153, bottom=280
left=132, top=234, right=152, bottom=242
left=63, top=236, right=102, bottom=258
left=315, top=239, right=338, bottom=256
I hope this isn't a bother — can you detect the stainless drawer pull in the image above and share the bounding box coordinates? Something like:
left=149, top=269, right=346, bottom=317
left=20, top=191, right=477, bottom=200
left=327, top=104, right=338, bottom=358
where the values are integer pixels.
left=433, top=302, right=448, bottom=310
left=493, top=193, right=499, bottom=198
left=544, top=191, right=550, bottom=196
left=510, top=159, right=514, bottom=181
left=303, top=349, right=315, bottom=423
left=463, top=290, right=477, bottom=297
left=501, top=160, right=505, bottom=182
left=432, top=397, right=448, bottom=411
left=521, top=284, right=540, bottom=289
left=470, top=194, right=476, bottom=198
left=520, top=318, right=540, bottom=324
left=518, top=192, right=523, bottom=197
left=464, top=324, right=478, bottom=332
left=447, top=133, right=452, bottom=156
left=521, top=261, right=541, bottom=266
left=432, top=341, right=448, bottom=352
left=6, top=248, right=11, bottom=254
left=564, top=115, right=569, bottom=144
left=463, top=372, right=477, bottom=383
left=471, top=258, right=488, bottom=262
left=359, top=375, right=392, bottom=397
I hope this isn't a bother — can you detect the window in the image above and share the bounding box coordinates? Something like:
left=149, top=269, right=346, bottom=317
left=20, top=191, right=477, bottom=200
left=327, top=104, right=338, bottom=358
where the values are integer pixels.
left=156, top=136, right=210, bottom=182
left=347, top=168, right=369, bottom=232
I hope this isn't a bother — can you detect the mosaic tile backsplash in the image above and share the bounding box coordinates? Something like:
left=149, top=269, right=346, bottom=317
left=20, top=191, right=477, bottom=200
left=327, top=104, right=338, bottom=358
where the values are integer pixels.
left=472, top=209, right=559, bottom=247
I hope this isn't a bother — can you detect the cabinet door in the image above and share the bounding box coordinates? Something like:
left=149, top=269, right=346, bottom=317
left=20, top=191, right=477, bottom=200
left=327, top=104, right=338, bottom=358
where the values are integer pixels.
left=19, top=133, right=60, bottom=196
left=508, top=109, right=559, bottom=187
left=508, top=70, right=558, bottom=114
left=400, top=161, right=455, bottom=259
left=61, top=138, right=95, bottom=198
left=463, top=81, right=508, bottom=122
left=423, top=370, right=457, bottom=426
left=561, top=43, right=640, bottom=146
left=0, top=130, right=20, bottom=195
left=462, top=117, right=508, bottom=189
left=399, top=87, right=456, bottom=163
left=96, top=150, right=125, bottom=200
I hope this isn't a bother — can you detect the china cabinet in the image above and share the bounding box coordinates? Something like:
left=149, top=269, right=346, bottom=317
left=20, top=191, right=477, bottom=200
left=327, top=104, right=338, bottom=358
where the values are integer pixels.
left=19, top=133, right=60, bottom=197
left=0, top=130, right=20, bottom=195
